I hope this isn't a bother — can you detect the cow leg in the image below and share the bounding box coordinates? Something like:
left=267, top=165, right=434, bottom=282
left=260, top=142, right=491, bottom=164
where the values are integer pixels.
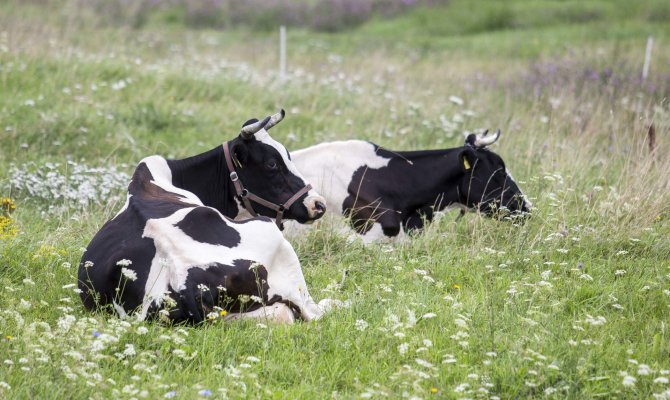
left=224, top=303, right=296, bottom=324
left=266, top=239, right=341, bottom=321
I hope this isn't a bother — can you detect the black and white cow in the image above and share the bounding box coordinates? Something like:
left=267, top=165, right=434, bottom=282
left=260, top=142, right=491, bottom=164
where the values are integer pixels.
left=78, top=110, right=340, bottom=324
left=288, top=130, right=532, bottom=243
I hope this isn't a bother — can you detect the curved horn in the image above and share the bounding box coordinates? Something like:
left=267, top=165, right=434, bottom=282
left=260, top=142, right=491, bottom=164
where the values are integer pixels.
left=264, top=109, right=285, bottom=131
left=474, top=128, right=500, bottom=148
left=240, top=115, right=272, bottom=139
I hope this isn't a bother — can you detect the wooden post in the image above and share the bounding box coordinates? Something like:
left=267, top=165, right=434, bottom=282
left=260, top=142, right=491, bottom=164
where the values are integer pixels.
left=648, top=123, right=656, bottom=155
left=279, top=26, right=286, bottom=81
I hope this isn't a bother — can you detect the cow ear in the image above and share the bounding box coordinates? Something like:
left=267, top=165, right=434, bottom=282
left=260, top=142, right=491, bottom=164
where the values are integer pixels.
left=458, top=148, right=476, bottom=172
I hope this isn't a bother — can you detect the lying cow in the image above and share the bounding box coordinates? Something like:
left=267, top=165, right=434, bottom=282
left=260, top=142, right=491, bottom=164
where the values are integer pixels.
left=78, top=110, right=339, bottom=324
left=288, top=130, right=532, bottom=243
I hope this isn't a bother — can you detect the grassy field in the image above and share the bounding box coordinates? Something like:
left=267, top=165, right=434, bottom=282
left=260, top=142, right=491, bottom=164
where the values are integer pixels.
left=1, top=0, right=670, bottom=398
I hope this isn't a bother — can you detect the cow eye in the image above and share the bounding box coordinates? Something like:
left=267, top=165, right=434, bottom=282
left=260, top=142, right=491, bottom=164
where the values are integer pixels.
left=266, top=159, right=278, bottom=170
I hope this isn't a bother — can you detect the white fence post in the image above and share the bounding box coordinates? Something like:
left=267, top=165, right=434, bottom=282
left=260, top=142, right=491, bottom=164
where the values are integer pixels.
left=642, top=36, right=653, bottom=81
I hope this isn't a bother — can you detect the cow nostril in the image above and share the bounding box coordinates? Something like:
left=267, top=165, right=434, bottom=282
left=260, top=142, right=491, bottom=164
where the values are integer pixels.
left=314, top=201, right=326, bottom=213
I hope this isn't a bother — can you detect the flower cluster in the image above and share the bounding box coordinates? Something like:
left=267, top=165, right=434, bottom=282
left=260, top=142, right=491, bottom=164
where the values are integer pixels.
left=0, top=196, right=19, bottom=240
left=8, top=162, right=129, bottom=216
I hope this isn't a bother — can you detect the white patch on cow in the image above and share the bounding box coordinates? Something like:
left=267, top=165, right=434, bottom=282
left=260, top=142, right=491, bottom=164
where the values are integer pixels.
left=505, top=168, right=532, bottom=210
left=141, top=156, right=203, bottom=206
left=137, top=206, right=326, bottom=321
left=291, top=140, right=392, bottom=214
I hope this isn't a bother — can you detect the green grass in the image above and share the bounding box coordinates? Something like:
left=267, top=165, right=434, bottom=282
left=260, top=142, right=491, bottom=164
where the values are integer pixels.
left=1, top=1, right=670, bottom=399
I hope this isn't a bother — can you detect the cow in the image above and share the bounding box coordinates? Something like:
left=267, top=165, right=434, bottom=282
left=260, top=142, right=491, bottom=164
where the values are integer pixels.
left=287, top=130, right=532, bottom=243
left=78, top=110, right=341, bottom=324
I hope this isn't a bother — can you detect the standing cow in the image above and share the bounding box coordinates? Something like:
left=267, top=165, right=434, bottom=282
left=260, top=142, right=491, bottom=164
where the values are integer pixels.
left=288, top=130, right=532, bottom=243
left=78, top=110, right=340, bottom=324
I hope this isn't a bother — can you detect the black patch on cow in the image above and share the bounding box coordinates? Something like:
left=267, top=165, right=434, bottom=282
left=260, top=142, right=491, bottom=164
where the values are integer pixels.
left=155, top=259, right=273, bottom=324
left=174, top=207, right=241, bottom=247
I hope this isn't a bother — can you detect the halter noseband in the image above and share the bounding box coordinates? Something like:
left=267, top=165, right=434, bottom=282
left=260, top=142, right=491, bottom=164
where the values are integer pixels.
left=223, top=141, right=312, bottom=230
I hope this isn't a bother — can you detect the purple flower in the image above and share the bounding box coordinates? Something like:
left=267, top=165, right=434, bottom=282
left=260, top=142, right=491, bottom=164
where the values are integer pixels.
left=92, top=330, right=101, bottom=338
left=198, top=389, right=212, bottom=397
left=164, top=390, right=177, bottom=399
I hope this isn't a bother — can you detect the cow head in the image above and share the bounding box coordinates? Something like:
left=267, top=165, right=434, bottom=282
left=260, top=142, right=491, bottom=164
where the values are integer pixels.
left=228, top=110, right=327, bottom=224
left=456, top=130, right=532, bottom=219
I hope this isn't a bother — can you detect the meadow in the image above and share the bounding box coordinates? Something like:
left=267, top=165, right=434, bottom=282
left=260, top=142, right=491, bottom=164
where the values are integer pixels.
left=1, top=0, right=670, bottom=398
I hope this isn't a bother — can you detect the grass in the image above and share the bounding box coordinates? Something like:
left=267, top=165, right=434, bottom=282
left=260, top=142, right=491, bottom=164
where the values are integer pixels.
left=1, top=0, right=670, bottom=398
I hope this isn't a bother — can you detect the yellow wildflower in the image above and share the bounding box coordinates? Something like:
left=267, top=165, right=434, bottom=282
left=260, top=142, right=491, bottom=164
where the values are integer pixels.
left=1, top=197, right=16, bottom=214
left=0, top=216, right=19, bottom=240
left=452, top=284, right=461, bottom=290
left=219, top=310, right=228, bottom=317
left=431, top=387, right=438, bottom=394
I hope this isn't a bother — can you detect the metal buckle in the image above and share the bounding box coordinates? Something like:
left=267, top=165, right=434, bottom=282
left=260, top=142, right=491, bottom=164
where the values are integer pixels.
left=241, top=189, right=249, bottom=197
left=229, top=171, right=239, bottom=182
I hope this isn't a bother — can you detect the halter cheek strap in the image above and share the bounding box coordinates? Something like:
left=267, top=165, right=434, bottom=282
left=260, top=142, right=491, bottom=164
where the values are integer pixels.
left=223, top=141, right=312, bottom=230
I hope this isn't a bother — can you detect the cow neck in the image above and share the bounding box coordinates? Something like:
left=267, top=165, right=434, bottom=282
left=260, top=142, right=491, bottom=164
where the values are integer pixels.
left=377, top=147, right=464, bottom=211
left=222, top=141, right=312, bottom=230
left=166, top=146, right=239, bottom=219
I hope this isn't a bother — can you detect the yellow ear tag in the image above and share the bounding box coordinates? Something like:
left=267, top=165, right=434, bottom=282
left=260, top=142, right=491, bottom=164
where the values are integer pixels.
left=463, top=158, right=471, bottom=170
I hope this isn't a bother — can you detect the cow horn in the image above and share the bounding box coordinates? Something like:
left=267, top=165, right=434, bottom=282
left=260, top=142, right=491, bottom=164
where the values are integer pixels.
left=474, top=128, right=501, bottom=148
left=240, top=116, right=272, bottom=139
left=264, top=109, right=285, bottom=131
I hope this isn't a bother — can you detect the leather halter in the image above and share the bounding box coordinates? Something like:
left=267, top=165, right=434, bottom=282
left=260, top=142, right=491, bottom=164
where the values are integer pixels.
left=222, top=141, right=312, bottom=230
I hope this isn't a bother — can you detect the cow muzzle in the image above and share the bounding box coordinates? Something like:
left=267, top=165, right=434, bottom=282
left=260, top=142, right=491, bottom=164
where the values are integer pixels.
left=304, top=195, right=327, bottom=221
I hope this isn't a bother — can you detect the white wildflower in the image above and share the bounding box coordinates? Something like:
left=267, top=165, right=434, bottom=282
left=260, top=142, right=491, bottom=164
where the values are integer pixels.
left=123, top=344, right=136, bottom=357
left=638, top=364, right=653, bottom=376
left=116, top=259, right=132, bottom=267
left=355, top=319, right=368, bottom=331
left=449, top=96, right=464, bottom=105
left=415, top=358, right=434, bottom=368
left=121, top=268, right=138, bottom=281
left=443, top=354, right=457, bottom=364
left=622, top=375, right=637, bottom=387
left=398, top=343, right=409, bottom=355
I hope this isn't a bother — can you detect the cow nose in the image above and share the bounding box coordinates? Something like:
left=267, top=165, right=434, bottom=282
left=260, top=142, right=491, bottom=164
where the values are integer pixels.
left=306, top=196, right=327, bottom=220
